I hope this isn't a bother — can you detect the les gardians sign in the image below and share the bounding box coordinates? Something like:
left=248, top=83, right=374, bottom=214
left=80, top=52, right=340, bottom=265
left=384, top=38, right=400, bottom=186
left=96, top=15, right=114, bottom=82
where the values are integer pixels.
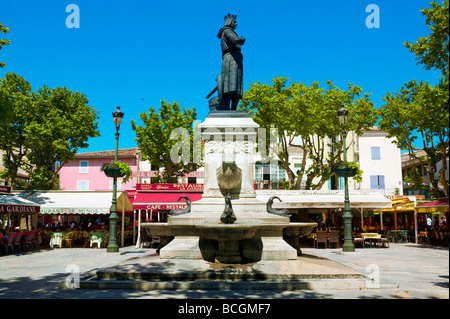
left=0, top=204, right=40, bottom=214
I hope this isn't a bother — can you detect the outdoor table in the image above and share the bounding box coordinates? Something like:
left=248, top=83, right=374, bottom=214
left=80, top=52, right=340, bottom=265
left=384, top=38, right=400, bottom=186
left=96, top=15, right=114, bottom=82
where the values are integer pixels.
left=361, top=233, right=381, bottom=248
left=90, top=232, right=106, bottom=248
left=50, top=232, right=64, bottom=248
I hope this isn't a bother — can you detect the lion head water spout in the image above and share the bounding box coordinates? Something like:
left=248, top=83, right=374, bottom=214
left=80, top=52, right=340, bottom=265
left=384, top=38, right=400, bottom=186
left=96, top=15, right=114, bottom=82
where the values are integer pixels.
left=220, top=194, right=236, bottom=224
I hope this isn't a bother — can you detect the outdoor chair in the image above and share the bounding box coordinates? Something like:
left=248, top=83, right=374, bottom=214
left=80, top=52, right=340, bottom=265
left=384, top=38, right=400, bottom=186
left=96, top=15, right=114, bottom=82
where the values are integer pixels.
left=379, top=232, right=389, bottom=248
left=418, top=231, right=430, bottom=245
left=328, top=230, right=340, bottom=248
left=13, top=232, right=22, bottom=252
left=5, top=235, right=15, bottom=254
left=398, top=230, right=408, bottom=243
left=434, top=231, right=443, bottom=246
left=388, top=230, right=396, bottom=243
left=62, top=232, right=73, bottom=248
left=314, top=231, right=328, bottom=248
left=353, top=234, right=364, bottom=248
left=141, top=233, right=153, bottom=248
left=0, top=233, right=6, bottom=255
left=24, top=232, right=37, bottom=251
left=441, top=232, right=449, bottom=247
left=33, top=231, right=40, bottom=249
left=82, top=232, right=92, bottom=247
left=407, top=230, right=416, bottom=243
left=151, top=236, right=161, bottom=249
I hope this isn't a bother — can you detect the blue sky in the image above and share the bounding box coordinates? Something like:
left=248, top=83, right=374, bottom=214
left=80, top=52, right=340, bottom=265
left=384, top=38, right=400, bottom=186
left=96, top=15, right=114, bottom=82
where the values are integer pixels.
left=0, top=0, right=442, bottom=153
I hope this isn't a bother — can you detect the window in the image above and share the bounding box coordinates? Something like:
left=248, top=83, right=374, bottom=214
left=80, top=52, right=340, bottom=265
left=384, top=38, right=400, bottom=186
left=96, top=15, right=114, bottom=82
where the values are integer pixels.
left=371, top=146, right=381, bottom=160
left=370, top=175, right=385, bottom=189
left=79, top=160, right=89, bottom=173
left=77, top=180, right=89, bottom=191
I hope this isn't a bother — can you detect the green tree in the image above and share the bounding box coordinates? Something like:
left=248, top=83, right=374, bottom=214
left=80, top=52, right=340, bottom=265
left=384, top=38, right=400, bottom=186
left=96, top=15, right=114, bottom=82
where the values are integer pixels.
left=25, top=86, right=101, bottom=189
left=0, top=22, right=11, bottom=122
left=379, top=0, right=449, bottom=197
left=131, top=100, right=200, bottom=183
left=0, top=22, right=9, bottom=69
left=241, top=77, right=377, bottom=190
left=379, top=80, right=448, bottom=197
left=0, top=73, right=33, bottom=186
left=0, top=73, right=101, bottom=189
left=404, top=0, right=449, bottom=79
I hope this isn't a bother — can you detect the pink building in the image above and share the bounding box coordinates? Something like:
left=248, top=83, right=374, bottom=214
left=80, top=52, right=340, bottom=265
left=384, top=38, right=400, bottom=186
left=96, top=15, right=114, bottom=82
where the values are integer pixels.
left=59, top=148, right=139, bottom=191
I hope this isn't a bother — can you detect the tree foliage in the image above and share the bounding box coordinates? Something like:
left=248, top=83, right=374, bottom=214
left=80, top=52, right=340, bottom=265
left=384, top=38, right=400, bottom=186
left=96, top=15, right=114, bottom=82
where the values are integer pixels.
left=404, top=0, right=449, bottom=78
left=0, top=21, right=9, bottom=69
left=131, top=100, right=200, bottom=183
left=241, top=77, right=377, bottom=190
left=0, top=21, right=11, bottom=123
left=0, top=73, right=101, bottom=189
left=379, top=0, right=449, bottom=198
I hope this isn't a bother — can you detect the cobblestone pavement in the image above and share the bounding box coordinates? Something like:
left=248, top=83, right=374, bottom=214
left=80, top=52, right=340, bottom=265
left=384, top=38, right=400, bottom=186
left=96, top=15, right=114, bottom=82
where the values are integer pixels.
left=0, top=243, right=448, bottom=300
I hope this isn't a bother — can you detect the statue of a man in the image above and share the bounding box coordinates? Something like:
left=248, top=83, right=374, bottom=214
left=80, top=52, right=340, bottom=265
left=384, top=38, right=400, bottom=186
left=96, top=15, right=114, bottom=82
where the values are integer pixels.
left=217, top=13, right=245, bottom=110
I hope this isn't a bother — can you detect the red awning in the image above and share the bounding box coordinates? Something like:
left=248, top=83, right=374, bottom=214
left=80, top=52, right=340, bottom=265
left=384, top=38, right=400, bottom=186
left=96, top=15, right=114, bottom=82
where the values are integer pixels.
left=133, top=192, right=202, bottom=210
left=415, top=198, right=449, bottom=213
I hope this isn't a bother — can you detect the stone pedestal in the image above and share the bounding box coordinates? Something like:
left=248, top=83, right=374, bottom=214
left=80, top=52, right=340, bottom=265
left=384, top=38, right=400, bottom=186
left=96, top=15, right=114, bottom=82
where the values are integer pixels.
left=199, top=112, right=258, bottom=199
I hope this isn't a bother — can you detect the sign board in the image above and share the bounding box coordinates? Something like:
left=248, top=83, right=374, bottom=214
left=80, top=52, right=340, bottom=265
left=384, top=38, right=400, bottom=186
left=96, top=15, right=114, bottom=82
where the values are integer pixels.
left=136, top=183, right=204, bottom=192
left=39, top=207, right=110, bottom=215
left=135, top=171, right=204, bottom=178
left=144, top=204, right=186, bottom=210
left=0, top=204, right=40, bottom=214
left=0, top=186, right=11, bottom=193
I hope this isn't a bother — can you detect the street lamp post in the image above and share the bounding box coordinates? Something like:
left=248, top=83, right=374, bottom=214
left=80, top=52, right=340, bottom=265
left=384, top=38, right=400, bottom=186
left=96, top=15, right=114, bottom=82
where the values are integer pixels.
left=107, top=106, right=124, bottom=253
left=338, top=107, right=355, bottom=252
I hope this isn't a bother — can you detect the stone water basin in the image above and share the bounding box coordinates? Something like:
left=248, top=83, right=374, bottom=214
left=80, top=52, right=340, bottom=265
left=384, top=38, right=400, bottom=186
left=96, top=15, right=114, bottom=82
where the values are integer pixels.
left=196, top=223, right=261, bottom=241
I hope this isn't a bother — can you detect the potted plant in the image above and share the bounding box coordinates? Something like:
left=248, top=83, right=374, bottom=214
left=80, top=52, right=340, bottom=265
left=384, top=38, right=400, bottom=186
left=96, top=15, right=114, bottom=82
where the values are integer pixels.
left=334, top=161, right=361, bottom=180
left=100, top=161, right=133, bottom=184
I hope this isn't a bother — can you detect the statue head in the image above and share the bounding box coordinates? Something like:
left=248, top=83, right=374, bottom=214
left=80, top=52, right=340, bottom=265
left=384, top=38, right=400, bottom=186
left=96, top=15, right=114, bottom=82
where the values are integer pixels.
left=224, top=13, right=237, bottom=28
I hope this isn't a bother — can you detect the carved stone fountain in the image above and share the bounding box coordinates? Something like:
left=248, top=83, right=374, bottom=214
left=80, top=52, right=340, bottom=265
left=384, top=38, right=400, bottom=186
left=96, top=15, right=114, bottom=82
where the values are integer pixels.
left=141, top=111, right=317, bottom=264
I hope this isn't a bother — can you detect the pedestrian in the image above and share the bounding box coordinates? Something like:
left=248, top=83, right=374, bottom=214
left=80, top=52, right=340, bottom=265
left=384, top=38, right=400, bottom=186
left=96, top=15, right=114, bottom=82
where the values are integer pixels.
left=426, top=216, right=432, bottom=228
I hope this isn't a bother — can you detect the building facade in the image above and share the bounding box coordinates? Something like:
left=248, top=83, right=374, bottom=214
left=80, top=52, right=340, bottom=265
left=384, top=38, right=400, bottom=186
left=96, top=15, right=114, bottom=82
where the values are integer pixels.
left=357, top=128, right=403, bottom=195
left=57, top=128, right=403, bottom=196
left=58, top=148, right=139, bottom=191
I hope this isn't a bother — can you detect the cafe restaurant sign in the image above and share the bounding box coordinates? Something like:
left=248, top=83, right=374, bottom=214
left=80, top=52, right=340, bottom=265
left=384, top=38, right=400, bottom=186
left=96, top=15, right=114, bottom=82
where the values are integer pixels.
left=145, top=204, right=187, bottom=210
left=40, top=207, right=110, bottom=215
left=0, top=204, right=40, bottom=214
left=136, top=183, right=204, bottom=192
left=0, top=186, right=12, bottom=193
left=135, top=171, right=204, bottom=178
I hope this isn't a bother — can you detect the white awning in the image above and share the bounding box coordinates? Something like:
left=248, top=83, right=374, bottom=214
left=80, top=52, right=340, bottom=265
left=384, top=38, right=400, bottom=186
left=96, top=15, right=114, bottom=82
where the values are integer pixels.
left=14, top=191, right=133, bottom=215
left=256, top=190, right=392, bottom=209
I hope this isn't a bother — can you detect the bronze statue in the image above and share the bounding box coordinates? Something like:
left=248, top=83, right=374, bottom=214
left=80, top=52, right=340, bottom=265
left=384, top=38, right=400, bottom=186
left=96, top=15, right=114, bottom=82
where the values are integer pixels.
left=220, top=194, right=237, bottom=224
left=207, top=13, right=245, bottom=111
left=168, top=196, right=191, bottom=216
left=266, top=196, right=291, bottom=218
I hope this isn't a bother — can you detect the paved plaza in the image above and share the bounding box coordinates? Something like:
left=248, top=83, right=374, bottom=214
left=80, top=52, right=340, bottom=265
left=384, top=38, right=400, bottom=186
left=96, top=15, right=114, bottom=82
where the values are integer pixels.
left=0, top=243, right=448, bottom=299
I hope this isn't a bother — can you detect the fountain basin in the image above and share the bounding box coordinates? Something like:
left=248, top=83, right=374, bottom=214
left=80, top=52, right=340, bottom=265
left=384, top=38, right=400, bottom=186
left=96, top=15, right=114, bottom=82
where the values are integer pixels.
left=196, top=223, right=259, bottom=241
left=142, top=219, right=317, bottom=263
